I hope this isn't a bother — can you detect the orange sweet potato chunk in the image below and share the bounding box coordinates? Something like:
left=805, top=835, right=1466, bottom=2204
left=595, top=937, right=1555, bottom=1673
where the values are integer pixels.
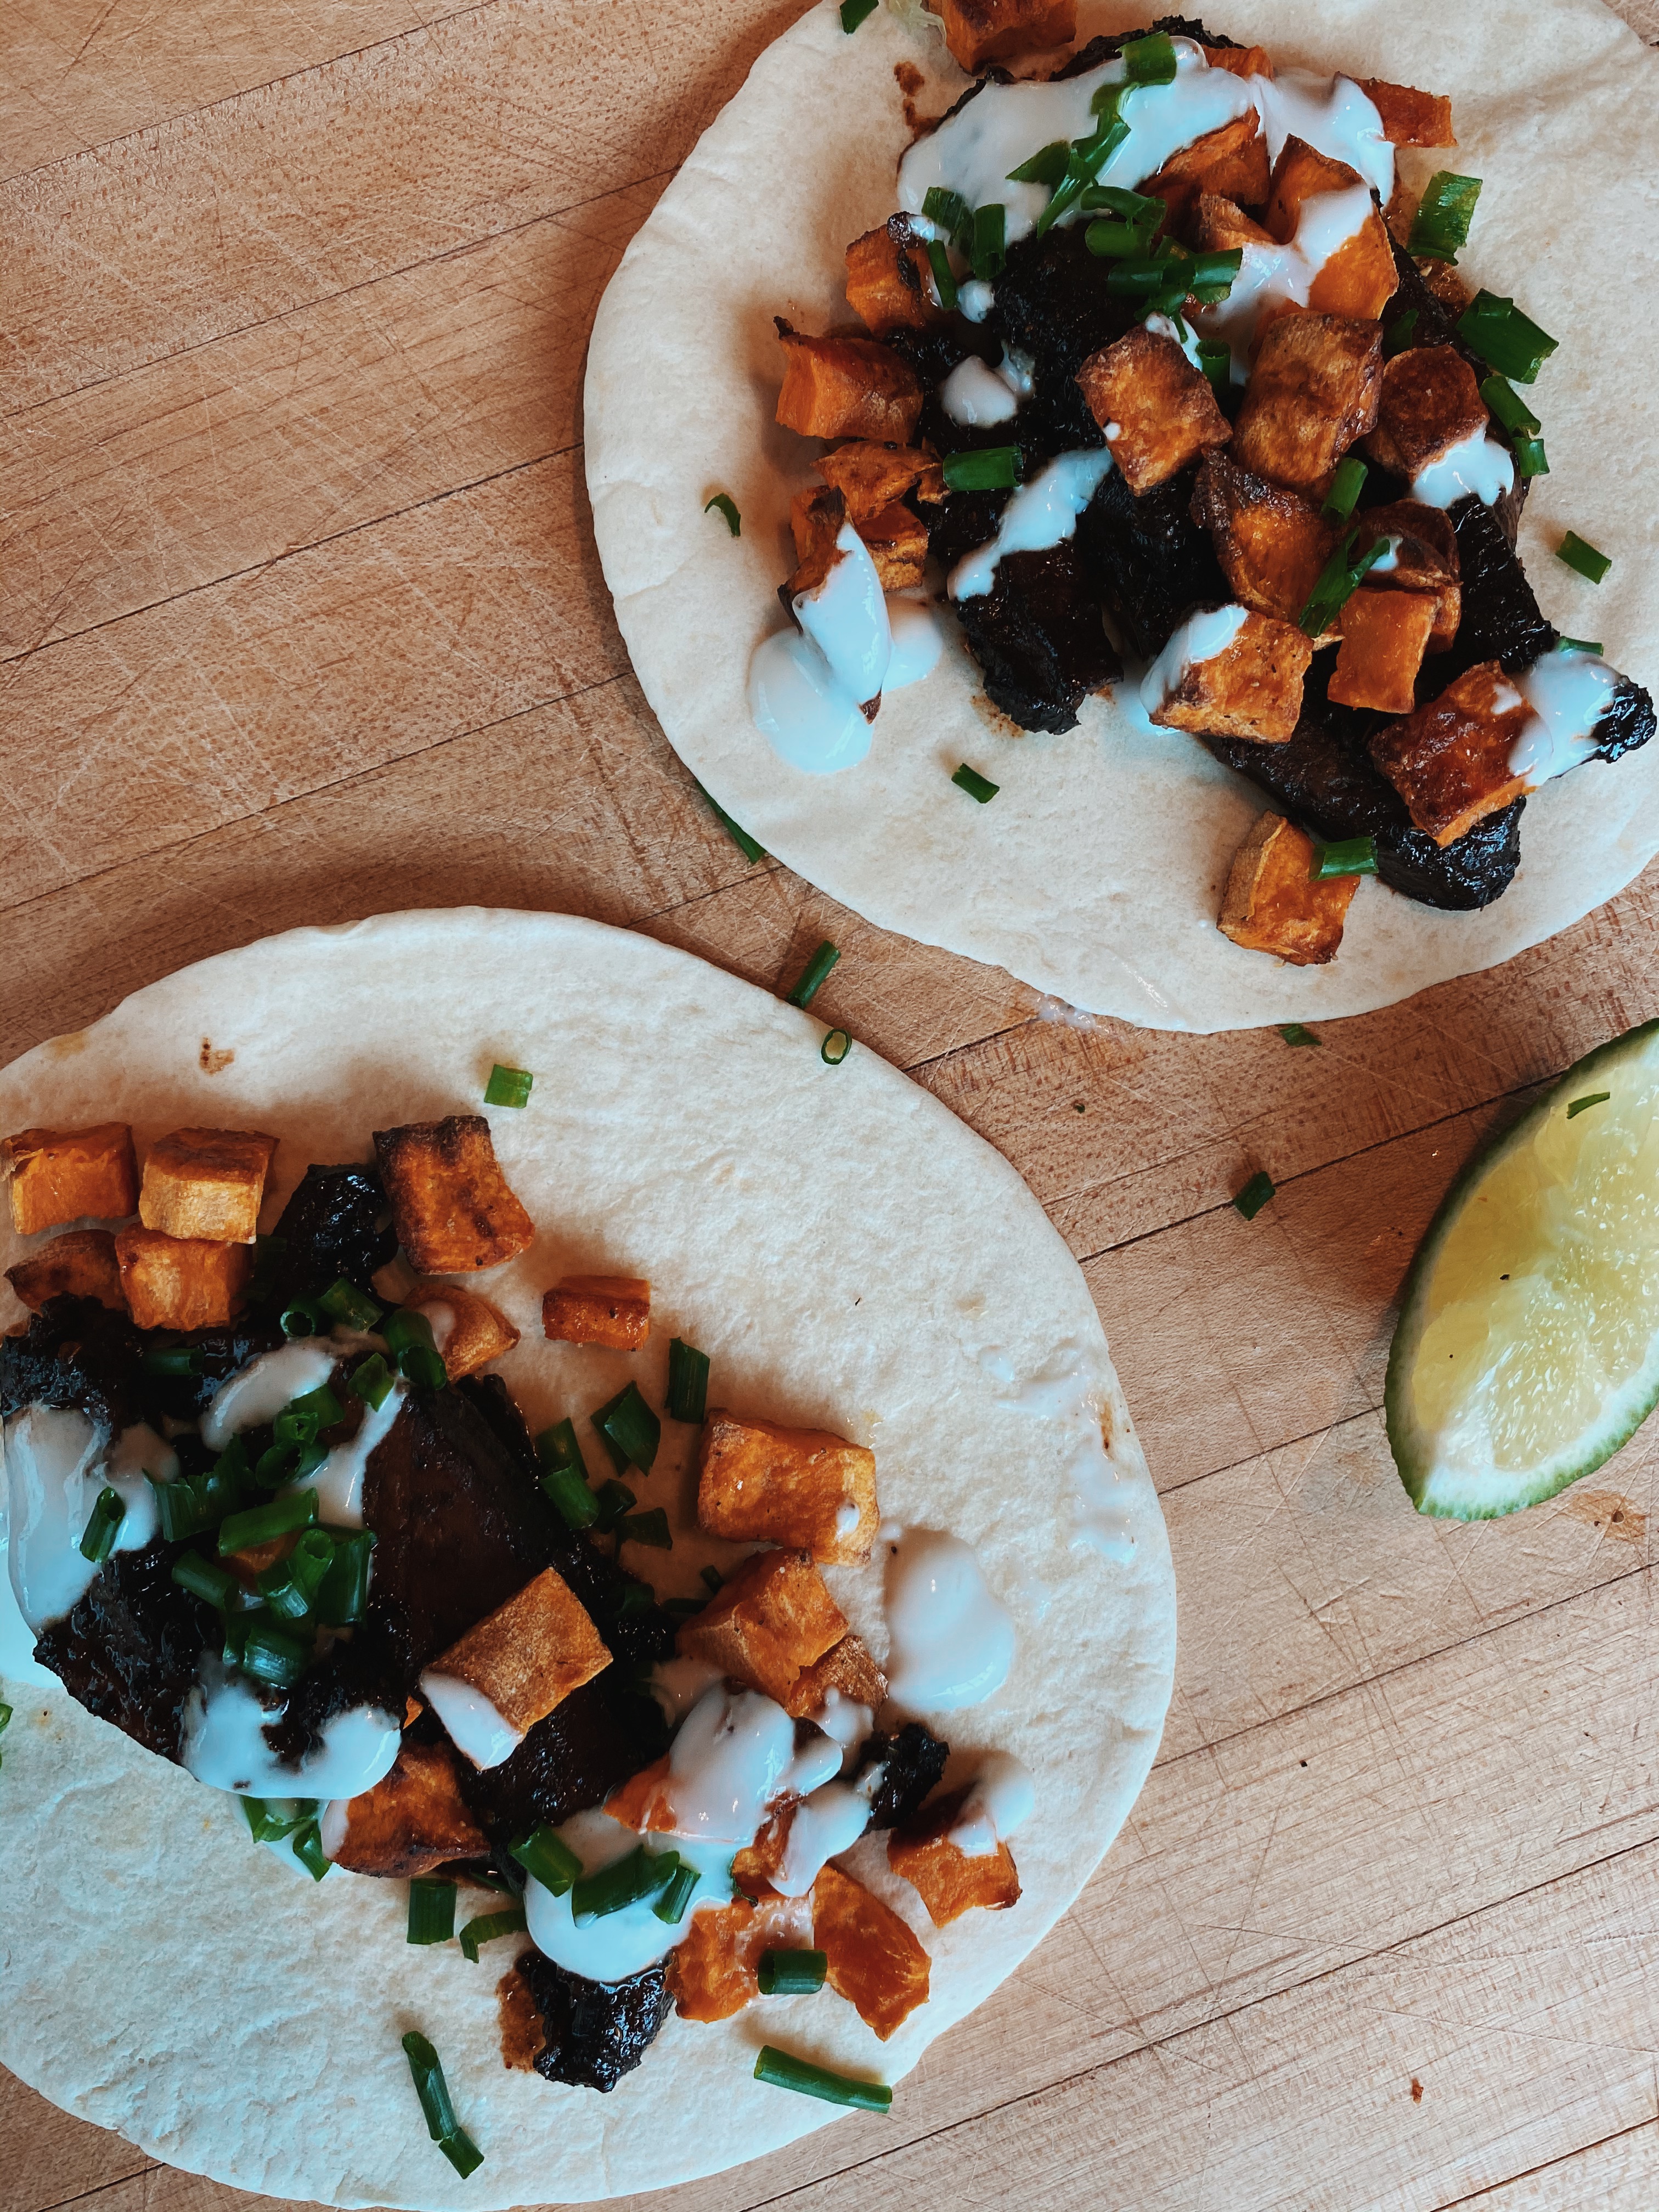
left=1370, top=660, right=1532, bottom=845
left=139, top=1127, right=276, bottom=1244
left=697, top=1409, right=879, bottom=1564
left=1203, top=42, right=1272, bottom=78
left=1146, top=607, right=1313, bottom=743
left=816, top=442, right=943, bottom=519
left=1233, top=312, right=1383, bottom=494
left=666, top=1892, right=815, bottom=2023
left=788, top=485, right=848, bottom=599
left=115, top=1226, right=253, bottom=1330
left=855, top=500, right=929, bottom=590
left=426, top=1566, right=611, bottom=1743
left=5, top=1228, right=126, bottom=1313
left=1218, top=814, right=1359, bottom=966
left=1363, top=345, right=1489, bottom=483
left=402, top=1277, right=520, bottom=1379
left=937, top=0, right=1075, bottom=72
left=4, top=1122, right=138, bottom=1236
left=1263, top=137, right=1397, bottom=321
left=1351, top=499, right=1461, bottom=649
left=540, top=1274, right=650, bottom=1351
left=845, top=219, right=935, bottom=335
left=887, top=1787, right=1022, bottom=1927
left=330, top=1736, right=489, bottom=1877
left=1192, top=192, right=1273, bottom=253
left=1147, top=110, right=1269, bottom=216
left=605, top=1753, right=676, bottom=1835
left=1191, top=453, right=1336, bottom=630
left=1075, top=327, right=1230, bottom=495
left=1328, top=589, right=1437, bottom=714
left=676, top=1546, right=849, bottom=1703
left=782, top=1630, right=888, bottom=1720
left=374, top=1114, right=534, bottom=1273
left=812, top=1863, right=930, bottom=2041
left=1357, top=77, right=1454, bottom=147
left=775, top=324, right=923, bottom=444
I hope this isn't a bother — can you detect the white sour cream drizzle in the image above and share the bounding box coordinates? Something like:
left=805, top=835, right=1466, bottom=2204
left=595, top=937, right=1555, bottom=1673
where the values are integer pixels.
left=3, top=1408, right=172, bottom=1632
left=1139, top=602, right=1249, bottom=717
left=1193, top=182, right=1376, bottom=377
left=289, top=1375, right=407, bottom=1527
left=957, top=278, right=996, bottom=322
left=1410, top=427, right=1516, bottom=510
left=656, top=1682, right=842, bottom=1843
left=418, top=1669, right=522, bottom=1769
left=948, top=1751, right=1036, bottom=1858
left=795, top=522, right=891, bottom=706
left=950, top=449, right=1114, bottom=601
left=815, top=1688, right=874, bottom=1767
left=181, top=1654, right=400, bottom=1798
left=883, top=1528, right=1014, bottom=1711
left=940, top=354, right=1022, bottom=425
left=524, top=1807, right=736, bottom=1982
left=1368, top=534, right=1404, bottom=574
left=199, top=1340, right=337, bottom=1451
left=750, top=588, right=943, bottom=774
left=1510, top=650, right=1622, bottom=784
left=981, top=1345, right=1137, bottom=1562
left=886, top=597, right=946, bottom=686
left=773, top=1760, right=889, bottom=1895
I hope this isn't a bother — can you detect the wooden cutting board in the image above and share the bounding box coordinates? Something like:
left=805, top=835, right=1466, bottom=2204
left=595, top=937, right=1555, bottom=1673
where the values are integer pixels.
left=3, top=3, right=1659, bottom=2207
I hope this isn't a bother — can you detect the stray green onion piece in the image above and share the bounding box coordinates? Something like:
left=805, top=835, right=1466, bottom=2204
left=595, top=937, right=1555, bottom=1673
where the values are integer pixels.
left=78, top=1485, right=126, bottom=1565
left=274, top=1382, right=344, bottom=1448
left=592, top=1477, right=637, bottom=1532
left=1233, top=1170, right=1276, bottom=1222
left=943, top=446, right=1020, bottom=492
left=839, top=0, right=877, bottom=27
left=821, top=1029, right=851, bottom=1066
left=319, top=1277, right=382, bottom=1331
left=1479, top=375, right=1540, bottom=437
left=1556, top=637, right=1603, bottom=656
left=1557, top=532, right=1612, bottom=584
left=653, top=1860, right=701, bottom=1925
left=258, top=1527, right=335, bottom=1621
left=385, top=1307, right=447, bottom=1390
left=704, top=492, right=741, bottom=537
left=539, top=1425, right=599, bottom=1530
left=1120, top=29, right=1177, bottom=82
left=1382, top=308, right=1419, bottom=359
left=1279, top=1024, right=1322, bottom=1049
left=571, top=1844, right=679, bottom=1923
left=408, top=1878, right=458, bottom=1946
left=592, top=1380, right=661, bottom=1475
left=172, top=1550, right=235, bottom=1607
left=349, top=1352, right=396, bottom=1410
left=952, top=763, right=999, bottom=803
left=758, top=1948, right=829, bottom=1996
left=667, top=1338, right=710, bottom=1425
left=218, top=1488, right=318, bottom=1557
left=788, top=939, right=842, bottom=1009
left=1406, top=171, right=1482, bottom=263
left=1311, top=835, right=1379, bottom=880
left=922, top=186, right=969, bottom=239
left=692, top=776, right=766, bottom=865
left=753, top=2045, right=893, bottom=2113
left=970, top=201, right=1006, bottom=282
left=1323, top=456, right=1367, bottom=524
left=242, top=1795, right=314, bottom=1844
left=1299, top=528, right=1388, bottom=636
left=401, top=2032, right=484, bottom=2178
left=1006, top=140, right=1069, bottom=188
left=1513, top=436, right=1549, bottom=481
left=484, top=1063, right=533, bottom=1110
left=511, top=1824, right=583, bottom=1897
left=1455, top=290, right=1558, bottom=385
left=1566, top=1091, right=1611, bottom=1120
left=618, top=1506, right=673, bottom=1550
left=291, top=1818, right=330, bottom=1881
left=701, top=1565, right=724, bottom=1594
left=314, top=1529, right=376, bottom=1627
left=239, top=1618, right=313, bottom=1689
left=459, top=1908, right=528, bottom=1963
left=924, top=238, right=957, bottom=313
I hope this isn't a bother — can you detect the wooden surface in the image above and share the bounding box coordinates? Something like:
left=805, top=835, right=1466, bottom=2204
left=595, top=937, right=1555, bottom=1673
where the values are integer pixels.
left=4, top=2, right=1659, bottom=2207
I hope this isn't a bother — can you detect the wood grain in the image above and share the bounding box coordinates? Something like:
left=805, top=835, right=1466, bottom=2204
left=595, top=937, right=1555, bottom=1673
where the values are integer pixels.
left=5, top=0, right=1659, bottom=2205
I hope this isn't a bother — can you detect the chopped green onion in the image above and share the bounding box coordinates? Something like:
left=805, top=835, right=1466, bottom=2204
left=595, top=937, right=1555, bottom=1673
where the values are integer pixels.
left=1233, top=1170, right=1276, bottom=1221
left=839, top=0, right=877, bottom=27
left=241, top=1795, right=317, bottom=1843
left=821, top=1029, right=852, bottom=1066
left=592, top=1381, right=661, bottom=1475
left=291, top=1818, right=330, bottom=1882
left=538, top=1415, right=584, bottom=1477
left=217, top=1488, right=319, bottom=1556
left=318, top=1278, right=382, bottom=1331
left=142, top=1345, right=201, bottom=1377
left=692, top=775, right=766, bottom=864
left=1084, top=219, right=1146, bottom=259
left=78, top=1486, right=125, bottom=1565
left=349, top=1352, right=396, bottom=1410
left=704, top=493, right=742, bottom=537
left=280, top=1295, right=325, bottom=1338
left=1311, top=835, right=1379, bottom=879
left=401, top=2032, right=483, bottom=2176
left=0, top=1702, right=10, bottom=1735
left=592, top=1477, right=637, bottom=1531
left=1323, top=456, right=1367, bottom=523
left=408, top=1878, right=458, bottom=1946
left=458, top=1907, right=528, bottom=1962
left=1279, top=1024, right=1322, bottom=1048
left=540, top=1462, right=599, bottom=1532
left=618, top=1506, right=672, bottom=1550
left=1456, top=290, right=1558, bottom=385
left=274, top=1382, right=344, bottom=1448
left=667, top=1339, right=710, bottom=1424
left=753, top=2046, right=893, bottom=2113
left=239, top=1618, right=312, bottom=1688
left=1479, top=374, right=1541, bottom=436
left=653, top=1860, right=701, bottom=1924
left=1082, top=184, right=1165, bottom=224
left=943, top=446, right=1020, bottom=492
left=1120, top=29, right=1177, bottom=82
left=1382, top=308, right=1419, bottom=359
left=1197, top=338, right=1231, bottom=392
left=1567, top=1091, right=1611, bottom=1120
left=663, top=1595, right=703, bottom=1616
left=571, top=1845, right=678, bottom=1923
left=1299, top=527, right=1389, bottom=636
left=172, top=1551, right=235, bottom=1607
left=1407, top=171, right=1482, bottom=262
left=701, top=1565, right=724, bottom=1594
left=149, top=1474, right=211, bottom=1543
left=922, top=186, right=970, bottom=242
left=258, top=1527, right=335, bottom=1621
left=385, top=1307, right=446, bottom=1390
left=511, top=1825, right=583, bottom=1896
left=438, top=2131, right=483, bottom=2182
left=1557, top=532, right=1611, bottom=584
left=924, top=239, right=957, bottom=313
left=1105, top=251, right=1186, bottom=298
left=483, top=1063, right=533, bottom=1110
left=1514, top=436, right=1549, bottom=479
left=1006, top=140, right=1069, bottom=187
left=970, top=202, right=1006, bottom=281
left=314, top=1529, right=375, bottom=1626
left=788, top=939, right=842, bottom=1008
left=758, top=1948, right=829, bottom=1996
left=951, top=763, right=999, bottom=803
left=1556, top=637, right=1603, bottom=656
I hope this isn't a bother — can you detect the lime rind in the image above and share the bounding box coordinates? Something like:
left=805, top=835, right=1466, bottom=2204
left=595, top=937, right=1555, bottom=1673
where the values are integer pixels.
left=1385, top=1019, right=1659, bottom=1520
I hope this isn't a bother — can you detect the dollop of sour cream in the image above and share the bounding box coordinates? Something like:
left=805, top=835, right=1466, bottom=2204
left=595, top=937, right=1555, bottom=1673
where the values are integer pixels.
left=1410, top=427, right=1515, bottom=510
left=289, top=1375, right=406, bottom=1527
left=523, top=1807, right=735, bottom=1983
left=883, top=1528, right=1015, bottom=1711
left=200, top=1340, right=336, bottom=1451
left=3, top=1407, right=169, bottom=1632
left=418, top=1669, right=522, bottom=1769
left=1510, top=648, right=1622, bottom=784
left=948, top=1751, right=1036, bottom=1858
left=658, top=1683, right=841, bottom=1842
left=794, top=523, right=891, bottom=706
left=940, top=354, right=1023, bottom=426
left=181, top=1656, right=401, bottom=1799
left=949, top=449, right=1115, bottom=601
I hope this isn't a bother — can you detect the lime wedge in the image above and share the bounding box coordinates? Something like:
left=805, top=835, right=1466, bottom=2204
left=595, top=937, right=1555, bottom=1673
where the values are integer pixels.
left=1386, top=1019, right=1659, bottom=1519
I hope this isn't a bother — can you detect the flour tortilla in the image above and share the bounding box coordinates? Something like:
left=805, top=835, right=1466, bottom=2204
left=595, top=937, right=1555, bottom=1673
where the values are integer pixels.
left=0, top=910, right=1173, bottom=2208
left=584, top=0, right=1659, bottom=1032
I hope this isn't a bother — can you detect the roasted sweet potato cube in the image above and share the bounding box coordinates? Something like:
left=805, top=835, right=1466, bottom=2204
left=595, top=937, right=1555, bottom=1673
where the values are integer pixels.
left=676, top=1547, right=848, bottom=1705
left=1329, top=588, right=1437, bottom=714
left=697, top=1409, right=879, bottom=1564
left=1218, top=813, right=1359, bottom=966
left=1233, top=312, right=1383, bottom=494
left=1193, top=193, right=1273, bottom=253
left=1192, top=453, right=1336, bottom=630
left=1370, top=660, right=1532, bottom=845
left=402, top=1277, right=519, bottom=1379
left=787, top=483, right=849, bottom=602
left=138, top=1126, right=276, bottom=1244
left=604, top=1754, right=675, bottom=1834
left=1352, top=500, right=1461, bottom=648
left=4, top=1122, right=138, bottom=1236
left=1146, top=606, right=1313, bottom=742
left=1203, top=42, right=1272, bottom=78
left=540, top=1273, right=650, bottom=1351
left=782, top=1631, right=889, bottom=1721
left=775, top=323, right=923, bottom=444
left=327, top=1736, right=488, bottom=1877
left=1363, top=346, right=1489, bottom=483
left=817, top=441, right=941, bottom=519
left=5, top=1228, right=126, bottom=1313
left=936, top=0, right=1075, bottom=71
left=845, top=218, right=935, bottom=335
left=1147, top=111, right=1268, bottom=217
left=1262, top=137, right=1397, bottom=319
left=1358, top=76, right=1454, bottom=147
left=421, top=1566, right=611, bottom=1767
left=812, top=1863, right=930, bottom=2041
left=855, top=500, right=929, bottom=589
left=1075, top=327, right=1230, bottom=495
left=373, top=1114, right=534, bottom=1273
left=497, top=1963, right=544, bottom=2072
left=1263, top=136, right=1361, bottom=243
left=665, top=1892, right=815, bottom=2022
left=887, top=1787, right=1022, bottom=1926
left=115, top=1226, right=253, bottom=1330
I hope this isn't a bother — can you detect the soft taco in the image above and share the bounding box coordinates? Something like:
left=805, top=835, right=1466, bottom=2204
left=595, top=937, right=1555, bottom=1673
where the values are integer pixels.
left=585, top=0, right=1659, bottom=1030
left=0, top=911, right=1173, bottom=2208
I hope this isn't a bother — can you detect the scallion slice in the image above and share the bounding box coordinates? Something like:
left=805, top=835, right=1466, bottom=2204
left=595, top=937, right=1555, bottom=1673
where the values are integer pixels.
left=1383, top=308, right=1418, bottom=358
left=218, top=1488, right=319, bottom=1556
left=408, top=1878, right=458, bottom=1946
left=1323, top=456, right=1367, bottom=523
left=242, top=1795, right=313, bottom=1843
left=1006, top=140, right=1069, bottom=187
left=970, top=201, right=1006, bottom=281
left=78, top=1486, right=125, bottom=1565
left=540, top=1465, right=599, bottom=1535
left=592, top=1477, right=637, bottom=1531
left=314, top=1528, right=375, bottom=1626
left=1197, top=338, right=1231, bottom=392
left=1479, top=374, right=1541, bottom=436
left=1312, top=834, right=1379, bottom=878
left=1556, top=637, right=1603, bottom=656
left=1406, top=171, right=1482, bottom=262
left=458, top=1907, right=528, bottom=1963
left=701, top=1568, right=725, bottom=1599
left=239, top=1618, right=312, bottom=1688
left=1279, top=1024, right=1322, bottom=1048
left=1084, top=218, right=1144, bottom=259
left=143, top=1345, right=201, bottom=1377
left=704, top=492, right=741, bottom=537
left=787, top=939, right=842, bottom=1008
left=401, top=2032, right=483, bottom=2175
left=839, top=0, right=877, bottom=28
left=1232, top=1170, right=1276, bottom=1221
left=753, top=2046, right=893, bottom=2113
left=570, top=1844, right=678, bottom=1924
left=318, top=1277, right=382, bottom=1331
left=591, top=1381, right=661, bottom=1475
left=1119, top=29, right=1177, bottom=81
left=258, top=1527, right=335, bottom=1621
left=1514, top=436, right=1549, bottom=479
left=1567, top=1091, right=1611, bottom=1119
left=922, top=186, right=970, bottom=242
left=349, top=1352, right=396, bottom=1410
left=385, top=1307, right=447, bottom=1390
left=483, top=1063, right=533, bottom=1110
left=172, top=1550, right=235, bottom=1607
left=692, top=775, right=766, bottom=864
left=511, top=1824, right=583, bottom=1897
left=653, top=1861, right=701, bottom=1925
left=667, top=1339, right=710, bottom=1424
left=821, top=1029, right=852, bottom=1066
left=618, top=1506, right=672, bottom=1550
left=951, top=763, right=999, bottom=803
left=279, top=1295, right=325, bottom=1339
left=1557, top=532, right=1611, bottom=584
left=943, top=446, right=1019, bottom=492
left=274, top=1382, right=344, bottom=1448
left=923, top=238, right=957, bottom=312
left=291, top=1818, right=330, bottom=1882
left=758, top=1948, right=829, bottom=1995
left=1456, top=290, right=1558, bottom=385
left=1299, top=528, right=1389, bottom=636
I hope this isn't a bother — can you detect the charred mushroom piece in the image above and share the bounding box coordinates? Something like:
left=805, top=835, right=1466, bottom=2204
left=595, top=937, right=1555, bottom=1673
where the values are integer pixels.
left=265, top=1164, right=398, bottom=1309
left=511, top=1950, right=673, bottom=2094
left=855, top=1719, right=951, bottom=1830
left=32, top=1543, right=218, bottom=1760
